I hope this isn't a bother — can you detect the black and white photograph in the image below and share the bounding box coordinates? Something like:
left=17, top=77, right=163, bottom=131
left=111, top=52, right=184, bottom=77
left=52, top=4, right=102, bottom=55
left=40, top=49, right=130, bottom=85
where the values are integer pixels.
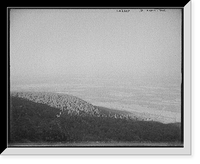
left=8, top=7, right=185, bottom=150
left=10, top=9, right=181, bottom=146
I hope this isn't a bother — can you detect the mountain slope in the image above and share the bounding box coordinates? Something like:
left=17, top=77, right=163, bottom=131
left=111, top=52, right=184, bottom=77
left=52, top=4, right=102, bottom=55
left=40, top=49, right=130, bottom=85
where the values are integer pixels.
left=11, top=91, right=131, bottom=119
left=9, top=92, right=182, bottom=145
left=11, top=91, right=100, bottom=117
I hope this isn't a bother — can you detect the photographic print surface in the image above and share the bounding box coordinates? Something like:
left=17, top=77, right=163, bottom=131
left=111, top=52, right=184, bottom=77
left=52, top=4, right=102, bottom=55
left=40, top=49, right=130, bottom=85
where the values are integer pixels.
left=9, top=8, right=183, bottom=147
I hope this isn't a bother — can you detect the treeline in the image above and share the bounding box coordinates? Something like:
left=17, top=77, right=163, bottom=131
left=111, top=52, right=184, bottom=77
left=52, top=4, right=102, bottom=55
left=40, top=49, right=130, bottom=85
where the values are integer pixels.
left=9, top=96, right=182, bottom=144
left=11, top=91, right=100, bottom=117
left=11, top=92, right=130, bottom=119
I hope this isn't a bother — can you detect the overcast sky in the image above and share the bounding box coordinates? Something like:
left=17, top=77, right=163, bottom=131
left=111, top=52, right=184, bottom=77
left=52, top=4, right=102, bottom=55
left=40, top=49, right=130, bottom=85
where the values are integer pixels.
left=10, top=9, right=182, bottom=83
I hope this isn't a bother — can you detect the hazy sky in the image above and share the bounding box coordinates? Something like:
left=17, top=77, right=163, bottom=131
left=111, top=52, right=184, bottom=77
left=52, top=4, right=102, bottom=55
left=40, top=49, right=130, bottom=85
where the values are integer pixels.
left=10, top=9, right=182, bottom=83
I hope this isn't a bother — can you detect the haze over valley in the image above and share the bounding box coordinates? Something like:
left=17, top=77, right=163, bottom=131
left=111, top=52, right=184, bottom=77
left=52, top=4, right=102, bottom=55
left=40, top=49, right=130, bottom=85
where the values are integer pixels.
left=11, top=75, right=181, bottom=123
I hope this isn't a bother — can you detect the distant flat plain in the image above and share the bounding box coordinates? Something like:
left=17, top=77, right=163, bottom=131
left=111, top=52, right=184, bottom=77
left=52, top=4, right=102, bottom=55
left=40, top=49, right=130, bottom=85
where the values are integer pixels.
left=11, top=76, right=181, bottom=124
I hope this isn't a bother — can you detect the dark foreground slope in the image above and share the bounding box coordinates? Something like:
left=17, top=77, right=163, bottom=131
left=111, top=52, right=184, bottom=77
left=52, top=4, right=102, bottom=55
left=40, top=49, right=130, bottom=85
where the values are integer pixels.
left=9, top=92, right=182, bottom=146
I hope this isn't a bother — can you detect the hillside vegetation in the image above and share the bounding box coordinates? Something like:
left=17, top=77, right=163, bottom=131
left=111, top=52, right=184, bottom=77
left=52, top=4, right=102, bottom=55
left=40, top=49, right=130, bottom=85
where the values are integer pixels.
left=9, top=92, right=182, bottom=146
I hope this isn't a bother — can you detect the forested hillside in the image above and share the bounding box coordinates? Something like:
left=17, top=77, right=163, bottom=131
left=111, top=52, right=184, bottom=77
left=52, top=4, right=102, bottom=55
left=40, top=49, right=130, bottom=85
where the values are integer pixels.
left=9, top=92, right=182, bottom=146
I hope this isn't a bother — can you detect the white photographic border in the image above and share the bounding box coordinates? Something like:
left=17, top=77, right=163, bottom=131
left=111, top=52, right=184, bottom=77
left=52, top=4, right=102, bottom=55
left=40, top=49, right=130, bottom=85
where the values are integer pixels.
left=1, top=1, right=192, bottom=156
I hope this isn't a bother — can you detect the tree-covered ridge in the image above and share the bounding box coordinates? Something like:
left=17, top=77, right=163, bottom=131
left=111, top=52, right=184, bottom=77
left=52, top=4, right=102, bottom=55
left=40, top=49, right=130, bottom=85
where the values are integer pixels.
left=11, top=91, right=100, bottom=116
left=11, top=91, right=131, bottom=119
left=9, top=92, right=182, bottom=145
